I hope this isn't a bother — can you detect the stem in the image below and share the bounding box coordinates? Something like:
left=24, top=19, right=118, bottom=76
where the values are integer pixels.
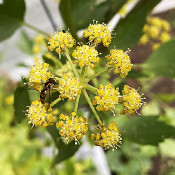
left=92, top=78, right=98, bottom=87
left=55, top=59, right=63, bottom=68
left=80, top=66, right=86, bottom=80
left=86, top=66, right=112, bottom=83
left=60, top=0, right=78, bottom=40
left=65, top=52, right=79, bottom=77
left=83, top=89, right=102, bottom=126
left=73, top=67, right=86, bottom=113
left=54, top=77, right=62, bottom=81
left=50, top=56, right=63, bottom=67
left=83, top=83, right=98, bottom=94
left=22, top=21, right=49, bottom=36
left=40, top=0, right=57, bottom=30
left=50, top=98, right=61, bottom=107
left=74, top=95, right=80, bottom=113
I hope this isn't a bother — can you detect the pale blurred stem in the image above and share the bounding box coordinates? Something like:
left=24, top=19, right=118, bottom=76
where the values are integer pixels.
left=52, top=146, right=57, bottom=175
left=21, top=21, right=49, bottom=35
left=83, top=83, right=98, bottom=94
left=74, top=95, right=80, bottom=113
left=40, top=0, right=57, bottom=30
left=86, top=66, right=112, bottom=83
left=83, top=89, right=102, bottom=126
left=50, top=98, right=61, bottom=107
left=73, top=67, right=86, bottom=113
left=65, top=52, right=79, bottom=77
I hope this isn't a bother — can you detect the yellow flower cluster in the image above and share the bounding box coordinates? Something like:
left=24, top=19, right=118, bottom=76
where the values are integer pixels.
left=83, top=22, right=111, bottom=47
left=105, top=49, right=133, bottom=78
left=139, top=17, right=171, bottom=50
left=120, top=85, right=143, bottom=115
left=26, top=100, right=56, bottom=128
left=92, top=83, right=120, bottom=113
left=56, top=112, right=88, bottom=144
left=33, top=35, right=46, bottom=54
left=57, top=75, right=83, bottom=101
left=24, top=21, right=146, bottom=150
left=72, top=45, right=100, bottom=68
left=28, top=58, right=53, bottom=91
left=90, top=122, right=122, bottom=150
left=48, top=31, right=76, bottom=57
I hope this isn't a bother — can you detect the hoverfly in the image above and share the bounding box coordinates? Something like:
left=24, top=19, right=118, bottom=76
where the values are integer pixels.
left=40, top=78, right=57, bottom=104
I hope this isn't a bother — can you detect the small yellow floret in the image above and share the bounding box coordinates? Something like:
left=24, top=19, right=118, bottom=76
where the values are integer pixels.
left=120, top=85, right=144, bottom=115
left=83, top=22, right=111, bottom=47
left=48, top=31, right=76, bottom=58
left=56, top=75, right=83, bottom=101
left=32, top=35, right=47, bottom=54
left=26, top=100, right=56, bottom=128
left=72, top=45, right=100, bottom=68
left=105, top=49, right=133, bottom=78
left=90, top=122, right=122, bottom=150
left=93, top=83, right=120, bottom=113
left=28, top=58, right=53, bottom=91
left=160, top=32, right=170, bottom=43
left=152, top=43, right=160, bottom=50
left=56, top=113, right=88, bottom=144
left=139, top=34, right=149, bottom=45
left=147, top=26, right=160, bottom=39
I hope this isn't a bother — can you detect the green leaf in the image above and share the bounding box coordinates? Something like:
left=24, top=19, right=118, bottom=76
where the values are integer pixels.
left=0, top=0, right=26, bottom=41
left=28, top=90, right=40, bottom=102
left=19, top=146, right=39, bottom=163
left=18, top=30, right=33, bottom=55
left=104, top=0, right=127, bottom=22
left=120, top=116, right=175, bottom=145
left=126, top=70, right=149, bottom=78
left=160, top=139, right=175, bottom=158
left=106, top=150, right=123, bottom=172
left=47, top=126, right=80, bottom=164
left=61, top=0, right=109, bottom=31
left=144, top=39, right=175, bottom=78
left=16, top=63, right=29, bottom=68
left=53, top=142, right=79, bottom=164
left=42, top=55, right=56, bottom=68
left=110, top=0, right=161, bottom=50
left=141, top=101, right=160, bottom=116
left=14, top=84, right=30, bottom=123
left=156, top=93, right=175, bottom=103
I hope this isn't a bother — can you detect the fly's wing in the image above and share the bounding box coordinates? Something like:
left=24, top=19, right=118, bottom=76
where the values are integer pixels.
left=24, top=82, right=36, bottom=90
left=22, top=77, right=41, bottom=90
left=48, top=83, right=55, bottom=105
left=24, top=81, right=43, bottom=91
left=49, top=87, right=51, bottom=105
